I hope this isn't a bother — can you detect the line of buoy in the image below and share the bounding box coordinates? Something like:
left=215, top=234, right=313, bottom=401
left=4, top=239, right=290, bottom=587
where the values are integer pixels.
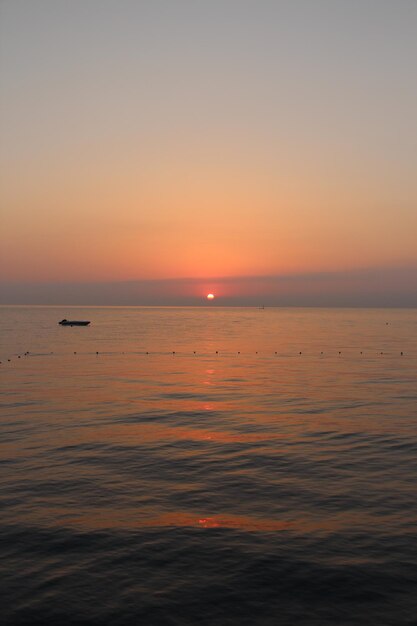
left=1, top=350, right=409, bottom=363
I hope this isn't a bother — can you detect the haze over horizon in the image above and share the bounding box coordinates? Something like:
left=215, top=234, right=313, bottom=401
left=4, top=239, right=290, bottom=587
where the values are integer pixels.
left=1, top=0, right=416, bottom=305
left=2, top=265, right=417, bottom=307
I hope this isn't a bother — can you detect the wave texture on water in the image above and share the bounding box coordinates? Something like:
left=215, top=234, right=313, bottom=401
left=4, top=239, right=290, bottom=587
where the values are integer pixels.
left=1, top=307, right=417, bottom=625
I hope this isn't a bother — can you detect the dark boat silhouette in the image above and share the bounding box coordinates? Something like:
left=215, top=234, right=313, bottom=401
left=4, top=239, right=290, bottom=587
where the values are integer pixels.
left=59, top=319, right=90, bottom=326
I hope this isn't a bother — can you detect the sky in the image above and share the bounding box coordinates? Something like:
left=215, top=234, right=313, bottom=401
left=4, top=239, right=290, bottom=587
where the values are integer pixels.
left=1, top=0, right=416, bottom=305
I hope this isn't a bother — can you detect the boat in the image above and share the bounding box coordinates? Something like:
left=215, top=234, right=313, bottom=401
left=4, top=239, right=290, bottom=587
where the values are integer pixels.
left=59, top=319, right=90, bottom=326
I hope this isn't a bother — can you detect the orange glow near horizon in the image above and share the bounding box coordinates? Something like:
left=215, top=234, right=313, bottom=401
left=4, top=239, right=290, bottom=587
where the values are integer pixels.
left=2, top=159, right=416, bottom=284
left=207, top=293, right=215, bottom=300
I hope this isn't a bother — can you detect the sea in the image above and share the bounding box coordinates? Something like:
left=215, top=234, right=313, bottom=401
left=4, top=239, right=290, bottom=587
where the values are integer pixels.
left=1, top=306, right=416, bottom=626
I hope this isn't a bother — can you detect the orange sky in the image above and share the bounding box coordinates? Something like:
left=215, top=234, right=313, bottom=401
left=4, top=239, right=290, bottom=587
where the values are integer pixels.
left=1, top=1, right=416, bottom=300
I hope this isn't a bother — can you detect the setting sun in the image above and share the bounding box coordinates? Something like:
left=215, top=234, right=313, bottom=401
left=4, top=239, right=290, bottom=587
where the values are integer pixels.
left=207, top=293, right=215, bottom=300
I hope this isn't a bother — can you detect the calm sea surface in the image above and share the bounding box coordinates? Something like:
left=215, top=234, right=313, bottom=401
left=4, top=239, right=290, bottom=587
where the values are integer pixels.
left=1, top=306, right=417, bottom=625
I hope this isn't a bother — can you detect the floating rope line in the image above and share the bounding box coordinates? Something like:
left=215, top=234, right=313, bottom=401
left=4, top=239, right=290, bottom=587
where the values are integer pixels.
left=0, top=349, right=410, bottom=364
